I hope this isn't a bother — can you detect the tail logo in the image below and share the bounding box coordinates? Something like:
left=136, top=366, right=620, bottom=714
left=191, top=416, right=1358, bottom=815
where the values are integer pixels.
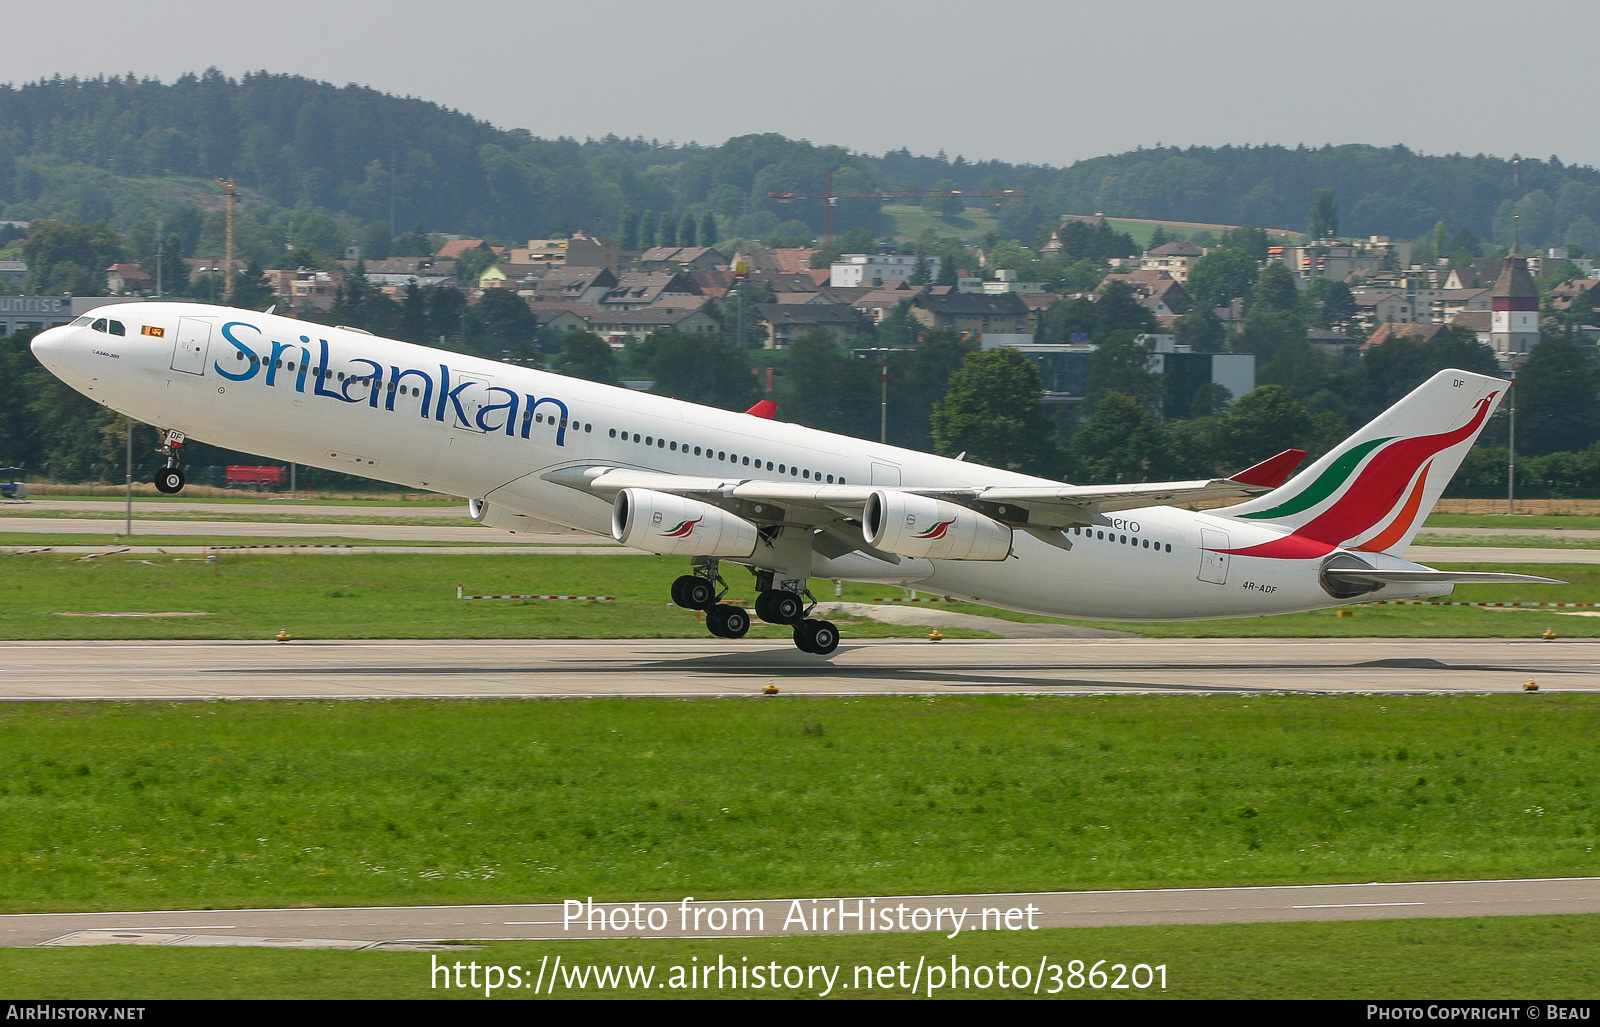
left=660, top=517, right=702, bottom=539
left=1223, top=394, right=1495, bottom=560
left=912, top=518, right=957, bottom=541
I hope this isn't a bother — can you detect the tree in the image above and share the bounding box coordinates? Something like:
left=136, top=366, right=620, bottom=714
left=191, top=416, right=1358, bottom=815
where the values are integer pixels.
left=1249, top=260, right=1300, bottom=314
left=930, top=348, right=1057, bottom=472
left=1217, top=226, right=1269, bottom=260
left=1309, top=187, right=1339, bottom=239
left=678, top=211, right=698, bottom=248
left=1039, top=296, right=1097, bottom=344
left=1516, top=336, right=1600, bottom=455
left=1085, top=330, right=1162, bottom=412
left=1216, top=385, right=1329, bottom=468
left=698, top=210, right=718, bottom=247
left=450, top=245, right=497, bottom=287
left=1186, top=248, right=1259, bottom=310
left=809, top=228, right=877, bottom=269
left=627, top=331, right=757, bottom=410
left=781, top=329, right=878, bottom=438
left=1093, top=279, right=1156, bottom=337
left=1172, top=307, right=1226, bottom=352
left=1068, top=392, right=1173, bottom=483
left=552, top=331, right=620, bottom=386
left=474, top=289, right=539, bottom=355
left=326, top=263, right=401, bottom=335
left=1146, top=225, right=1170, bottom=250
left=617, top=206, right=639, bottom=251
left=20, top=220, right=122, bottom=295
left=885, top=329, right=977, bottom=450
left=657, top=212, right=677, bottom=249
left=908, top=252, right=930, bottom=286
left=1305, top=278, right=1357, bottom=334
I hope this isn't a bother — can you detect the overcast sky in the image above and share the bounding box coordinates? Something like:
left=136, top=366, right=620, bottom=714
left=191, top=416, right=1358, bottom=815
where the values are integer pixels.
left=13, top=0, right=1597, bottom=169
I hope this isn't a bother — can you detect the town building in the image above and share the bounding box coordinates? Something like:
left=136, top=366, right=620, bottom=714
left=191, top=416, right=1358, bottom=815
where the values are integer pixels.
left=1490, top=244, right=1540, bottom=362
left=830, top=253, right=940, bottom=288
left=1139, top=241, right=1205, bottom=283
left=909, top=292, right=1030, bottom=335
left=753, top=303, right=869, bottom=348
left=104, top=264, right=152, bottom=294
left=0, top=260, right=27, bottom=291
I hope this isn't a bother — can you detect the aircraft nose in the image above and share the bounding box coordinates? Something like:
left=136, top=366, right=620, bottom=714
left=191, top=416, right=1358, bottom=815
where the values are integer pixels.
left=29, top=326, right=68, bottom=371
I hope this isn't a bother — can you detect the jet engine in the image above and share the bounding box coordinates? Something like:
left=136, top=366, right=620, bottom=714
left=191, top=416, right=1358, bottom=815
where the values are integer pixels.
left=611, top=488, right=758, bottom=558
left=863, top=490, right=1011, bottom=561
left=467, top=498, right=573, bottom=534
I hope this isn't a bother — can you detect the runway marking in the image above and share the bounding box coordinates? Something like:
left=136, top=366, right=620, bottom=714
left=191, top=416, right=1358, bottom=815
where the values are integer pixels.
left=1291, top=902, right=1427, bottom=909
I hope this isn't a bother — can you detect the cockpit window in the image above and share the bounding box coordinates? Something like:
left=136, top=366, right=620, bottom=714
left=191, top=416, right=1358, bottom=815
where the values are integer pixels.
left=90, top=318, right=107, bottom=333
left=70, top=316, right=94, bottom=327
left=108, top=320, right=126, bottom=336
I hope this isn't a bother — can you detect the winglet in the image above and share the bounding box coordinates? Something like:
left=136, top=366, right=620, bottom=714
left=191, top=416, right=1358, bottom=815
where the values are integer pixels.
left=745, top=399, right=778, bottom=419
left=1229, top=448, right=1306, bottom=488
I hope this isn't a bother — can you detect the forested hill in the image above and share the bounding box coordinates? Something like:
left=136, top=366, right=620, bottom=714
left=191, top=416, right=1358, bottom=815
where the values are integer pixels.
left=2, top=71, right=1598, bottom=250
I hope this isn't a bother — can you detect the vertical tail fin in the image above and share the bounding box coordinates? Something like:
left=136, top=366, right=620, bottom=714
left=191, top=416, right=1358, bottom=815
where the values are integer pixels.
left=1216, top=369, right=1505, bottom=556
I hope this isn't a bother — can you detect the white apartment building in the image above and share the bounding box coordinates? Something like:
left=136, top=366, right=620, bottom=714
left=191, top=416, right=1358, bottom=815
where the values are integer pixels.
left=830, top=253, right=941, bottom=288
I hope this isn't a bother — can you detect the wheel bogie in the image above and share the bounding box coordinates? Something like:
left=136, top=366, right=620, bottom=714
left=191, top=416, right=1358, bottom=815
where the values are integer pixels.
left=705, top=603, right=750, bottom=639
left=754, top=589, right=804, bottom=625
left=793, top=618, right=839, bottom=655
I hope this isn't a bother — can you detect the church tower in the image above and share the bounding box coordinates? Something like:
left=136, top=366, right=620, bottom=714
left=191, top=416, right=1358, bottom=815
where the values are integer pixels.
left=1490, top=243, right=1541, bottom=363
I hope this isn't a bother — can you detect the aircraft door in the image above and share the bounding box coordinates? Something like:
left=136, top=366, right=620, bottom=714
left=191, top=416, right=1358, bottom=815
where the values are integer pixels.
left=1198, top=529, right=1230, bottom=584
left=170, top=318, right=212, bottom=375
left=871, top=462, right=901, bottom=485
left=449, top=372, right=492, bottom=433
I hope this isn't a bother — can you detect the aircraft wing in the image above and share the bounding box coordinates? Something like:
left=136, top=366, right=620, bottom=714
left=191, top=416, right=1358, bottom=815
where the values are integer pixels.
left=543, top=464, right=1279, bottom=529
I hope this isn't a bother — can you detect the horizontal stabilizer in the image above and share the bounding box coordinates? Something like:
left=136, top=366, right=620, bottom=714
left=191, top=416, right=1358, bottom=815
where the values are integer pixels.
left=1229, top=448, right=1306, bottom=488
left=1323, top=569, right=1565, bottom=585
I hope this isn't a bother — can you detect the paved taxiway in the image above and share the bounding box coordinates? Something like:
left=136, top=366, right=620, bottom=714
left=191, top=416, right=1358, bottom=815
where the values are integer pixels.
left=6, top=877, right=1597, bottom=947
left=0, top=637, right=1596, bottom=700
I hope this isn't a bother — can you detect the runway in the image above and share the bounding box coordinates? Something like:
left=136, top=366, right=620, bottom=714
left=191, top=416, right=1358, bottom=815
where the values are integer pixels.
left=1, top=637, right=1596, bottom=700
left=6, top=877, right=1598, bottom=948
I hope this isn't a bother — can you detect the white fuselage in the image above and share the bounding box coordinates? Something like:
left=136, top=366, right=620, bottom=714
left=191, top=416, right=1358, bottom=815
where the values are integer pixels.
left=29, top=302, right=1450, bottom=620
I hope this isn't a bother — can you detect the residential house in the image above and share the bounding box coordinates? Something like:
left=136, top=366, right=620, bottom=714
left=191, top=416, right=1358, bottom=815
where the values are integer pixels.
left=261, top=267, right=348, bottom=310
left=1434, top=287, right=1490, bottom=323
left=638, top=246, right=723, bottom=272
left=753, top=303, right=869, bottom=348
left=735, top=247, right=817, bottom=274
left=599, top=272, right=698, bottom=311
left=1444, top=260, right=1501, bottom=291
left=1450, top=310, right=1493, bottom=347
left=910, top=292, right=1031, bottom=335
left=1352, top=292, right=1415, bottom=328
left=1140, top=241, right=1205, bottom=283
left=530, top=266, right=617, bottom=306
left=105, top=263, right=152, bottom=294
left=590, top=306, right=720, bottom=346
left=1100, top=269, right=1193, bottom=316
left=1361, top=321, right=1446, bottom=352
left=436, top=239, right=494, bottom=261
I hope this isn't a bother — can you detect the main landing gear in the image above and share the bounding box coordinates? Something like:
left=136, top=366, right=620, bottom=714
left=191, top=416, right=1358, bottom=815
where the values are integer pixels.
left=153, top=430, right=186, bottom=494
left=671, top=561, right=840, bottom=655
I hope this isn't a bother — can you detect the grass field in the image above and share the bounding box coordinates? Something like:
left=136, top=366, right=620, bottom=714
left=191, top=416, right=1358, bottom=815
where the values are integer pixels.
left=1426, top=513, right=1600, bottom=530
left=0, top=694, right=1594, bottom=913
left=1, top=509, right=478, bottom=525
left=879, top=204, right=1003, bottom=245
left=0, top=533, right=552, bottom=550
left=2, top=914, right=1596, bottom=999
left=0, top=552, right=1593, bottom=639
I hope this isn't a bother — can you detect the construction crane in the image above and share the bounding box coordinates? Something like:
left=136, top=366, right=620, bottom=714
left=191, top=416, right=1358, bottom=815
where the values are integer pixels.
left=214, top=177, right=238, bottom=301
left=768, top=170, right=1024, bottom=240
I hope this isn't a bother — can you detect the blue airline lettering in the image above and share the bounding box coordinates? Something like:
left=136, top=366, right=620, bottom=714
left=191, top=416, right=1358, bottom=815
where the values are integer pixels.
left=477, top=386, right=519, bottom=434
left=314, top=339, right=354, bottom=402
left=295, top=347, right=310, bottom=393
left=265, top=340, right=295, bottom=387
left=528, top=396, right=569, bottom=446
left=435, top=364, right=450, bottom=421
left=445, top=375, right=478, bottom=427
left=345, top=358, right=382, bottom=404
left=215, top=322, right=261, bottom=381
left=387, top=367, right=435, bottom=415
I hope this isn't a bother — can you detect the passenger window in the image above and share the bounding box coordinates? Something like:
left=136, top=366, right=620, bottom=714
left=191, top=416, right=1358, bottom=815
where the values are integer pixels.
left=1165, top=544, right=1172, bottom=552
left=790, top=467, right=798, bottom=476
left=694, top=446, right=701, bottom=456
left=718, top=451, right=726, bottom=460
left=670, top=441, right=677, bottom=451
left=778, top=465, right=785, bottom=473
left=585, top=424, right=592, bottom=432
left=646, top=436, right=653, bottom=446
left=658, top=439, right=665, bottom=448
left=633, top=434, right=641, bottom=443
left=109, top=321, right=126, bottom=336
left=826, top=474, right=834, bottom=483
left=766, top=461, right=773, bottom=471
left=609, top=429, right=617, bottom=438
left=803, top=470, right=810, bottom=479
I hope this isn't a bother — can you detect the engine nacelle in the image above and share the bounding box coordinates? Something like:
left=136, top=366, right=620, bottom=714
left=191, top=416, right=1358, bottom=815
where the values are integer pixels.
left=611, top=489, right=758, bottom=558
left=467, top=498, right=571, bottom=534
left=863, top=490, right=1011, bottom=561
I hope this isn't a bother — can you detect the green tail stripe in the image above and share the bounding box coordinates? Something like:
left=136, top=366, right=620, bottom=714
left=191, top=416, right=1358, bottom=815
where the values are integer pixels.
left=1238, top=436, right=1392, bottom=520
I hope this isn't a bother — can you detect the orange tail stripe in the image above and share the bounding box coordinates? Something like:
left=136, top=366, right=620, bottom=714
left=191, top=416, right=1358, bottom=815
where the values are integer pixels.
left=1354, top=461, right=1431, bottom=553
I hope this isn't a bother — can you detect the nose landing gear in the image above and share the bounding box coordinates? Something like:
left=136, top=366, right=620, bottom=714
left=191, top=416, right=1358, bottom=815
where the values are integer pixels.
left=153, top=430, right=187, bottom=494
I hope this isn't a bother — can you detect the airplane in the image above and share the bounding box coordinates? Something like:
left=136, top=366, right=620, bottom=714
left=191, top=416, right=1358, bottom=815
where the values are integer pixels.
left=28, top=301, right=1557, bottom=655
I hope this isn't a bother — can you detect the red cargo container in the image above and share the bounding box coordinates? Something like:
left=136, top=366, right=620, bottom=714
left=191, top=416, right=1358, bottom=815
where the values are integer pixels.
left=225, top=465, right=285, bottom=491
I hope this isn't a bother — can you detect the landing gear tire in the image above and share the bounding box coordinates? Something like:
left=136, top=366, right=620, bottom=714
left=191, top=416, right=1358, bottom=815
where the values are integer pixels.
left=754, top=589, right=804, bottom=625
left=154, top=468, right=185, bottom=495
left=672, top=575, right=717, bottom=611
left=706, top=603, right=750, bottom=639
left=793, top=619, right=839, bottom=655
